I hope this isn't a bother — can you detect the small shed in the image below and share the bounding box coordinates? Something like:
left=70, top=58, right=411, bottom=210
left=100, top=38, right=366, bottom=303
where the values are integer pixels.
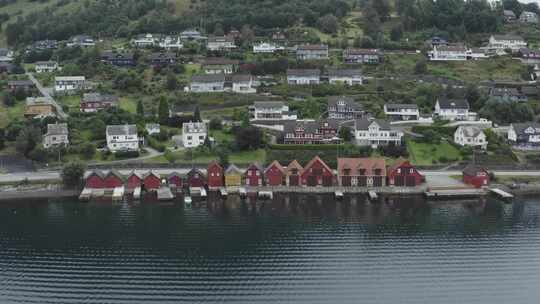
left=85, top=170, right=105, bottom=189
left=463, top=165, right=490, bottom=188
left=168, top=172, right=183, bottom=188
left=207, top=161, right=224, bottom=188
left=265, top=160, right=285, bottom=186
left=104, top=170, right=124, bottom=188
left=387, top=158, right=424, bottom=187
left=245, top=163, right=264, bottom=186
left=143, top=171, right=161, bottom=191
left=126, top=171, right=143, bottom=189
left=225, top=164, right=243, bottom=187
left=285, top=160, right=303, bottom=186
left=187, top=168, right=206, bottom=188
left=301, top=156, right=334, bottom=187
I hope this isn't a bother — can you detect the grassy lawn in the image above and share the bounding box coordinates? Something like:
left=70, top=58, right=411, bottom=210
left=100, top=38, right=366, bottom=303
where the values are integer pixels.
left=57, top=95, right=81, bottom=113
left=146, top=148, right=266, bottom=165
left=119, top=97, right=137, bottom=114
left=0, top=101, right=25, bottom=128
left=407, top=140, right=463, bottom=166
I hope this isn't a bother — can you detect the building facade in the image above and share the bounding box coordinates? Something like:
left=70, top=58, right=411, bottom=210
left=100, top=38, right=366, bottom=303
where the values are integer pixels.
left=182, top=122, right=207, bottom=148
left=249, top=101, right=297, bottom=122
left=283, top=119, right=339, bottom=145
left=190, top=74, right=226, bottom=92
left=384, top=103, right=420, bottom=121
left=343, top=48, right=383, bottom=64
left=106, top=125, right=139, bottom=152
left=337, top=158, right=386, bottom=187
left=327, top=68, right=363, bottom=85
left=43, top=123, right=69, bottom=149
left=327, top=96, right=365, bottom=120
left=354, top=119, right=404, bottom=148
left=296, top=44, right=329, bottom=60
left=286, top=69, right=320, bottom=85
left=54, top=76, right=85, bottom=94
left=454, top=126, right=488, bottom=149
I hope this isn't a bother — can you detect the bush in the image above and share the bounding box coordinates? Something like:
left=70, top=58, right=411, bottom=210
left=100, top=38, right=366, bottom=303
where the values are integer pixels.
left=114, top=150, right=140, bottom=159
left=61, top=162, right=86, bottom=188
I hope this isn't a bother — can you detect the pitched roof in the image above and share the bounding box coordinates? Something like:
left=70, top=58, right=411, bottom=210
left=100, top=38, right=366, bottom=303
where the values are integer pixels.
left=286, top=160, right=303, bottom=173
left=385, top=103, right=418, bottom=109
left=286, top=69, right=320, bottom=77
left=437, top=98, right=469, bottom=109
left=191, top=74, right=226, bottom=83
left=297, top=44, right=328, bottom=51
left=8, top=80, right=34, bottom=86
left=82, top=93, right=119, bottom=103
left=304, top=156, right=333, bottom=174
left=246, top=162, right=264, bottom=173
left=142, top=171, right=161, bottom=180
left=128, top=170, right=143, bottom=179
left=457, top=126, right=484, bottom=138
left=511, top=122, right=540, bottom=135
left=253, top=101, right=285, bottom=108
left=327, top=68, right=362, bottom=78
left=387, top=158, right=414, bottom=174
left=106, top=124, right=137, bottom=136
left=283, top=119, right=339, bottom=134
left=355, top=118, right=391, bottom=131
left=337, top=158, right=386, bottom=176
left=202, top=57, right=239, bottom=65
left=106, top=169, right=125, bottom=181
left=231, top=74, right=252, bottom=82
left=265, top=160, right=285, bottom=174
left=327, top=96, right=362, bottom=110
left=46, top=123, right=68, bottom=136
left=463, top=164, right=488, bottom=176
left=208, top=160, right=223, bottom=170
left=344, top=48, right=382, bottom=55
left=492, top=34, right=524, bottom=41
left=168, top=171, right=182, bottom=179
left=225, top=164, right=242, bottom=175
left=490, top=87, right=520, bottom=97
left=88, top=170, right=105, bottom=179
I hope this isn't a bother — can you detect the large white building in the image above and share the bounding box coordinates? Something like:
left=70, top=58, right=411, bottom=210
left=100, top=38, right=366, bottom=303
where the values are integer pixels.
left=454, top=126, right=487, bottom=149
left=249, top=101, right=297, bottom=122
left=487, top=35, right=527, bottom=53
left=190, top=74, right=226, bottom=93
left=207, top=36, right=236, bottom=51
left=354, top=118, right=404, bottom=148
left=106, top=125, right=139, bottom=153
left=434, top=99, right=473, bottom=121
left=54, top=76, right=85, bottom=94
left=43, top=123, right=69, bottom=149
left=508, top=122, right=540, bottom=150
left=35, top=61, right=58, bottom=73
left=384, top=104, right=420, bottom=121
left=182, top=122, right=207, bottom=148
left=429, top=44, right=467, bottom=61
left=286, top=69, right=320, bottom=85
left=327, top=69, right=363, bottom=86
left=231, top=74, right=256, bottom=94
left=253, top=42, right=284, bottom=53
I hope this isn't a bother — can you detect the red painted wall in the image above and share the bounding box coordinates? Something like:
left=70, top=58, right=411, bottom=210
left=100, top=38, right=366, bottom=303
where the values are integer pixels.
left=104, top=175, right=123, bottom=188
left=85, top=175, right=105, bottom=189
left=463, top=174, right=489, bottom=188
left=127, top=175, right=142, bottom=189
left=245, top=167, right=263, bottom=186
left=265, top=165, right=284, bottom=186
left=168, top=176, right=182, bottom=187
left=143, top=175, right=161, bottom=190
left=188, top=171, right=206, bottom=188
left=387, top=162, right=423, bottom=186
left=301, top=159, right=334, bottom=186
left=207, top=164, right=224, bottom=188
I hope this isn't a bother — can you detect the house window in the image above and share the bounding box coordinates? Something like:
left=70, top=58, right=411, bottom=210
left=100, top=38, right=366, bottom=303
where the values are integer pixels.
left=359, top=169, right=366, bottom=176
left=343, top=168, right=351, bottom=176
left=374, top=169, right=382, bottom=176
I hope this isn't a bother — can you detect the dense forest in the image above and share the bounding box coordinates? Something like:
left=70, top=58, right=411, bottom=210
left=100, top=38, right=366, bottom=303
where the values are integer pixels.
left=3, top=0, right=540, bottom=46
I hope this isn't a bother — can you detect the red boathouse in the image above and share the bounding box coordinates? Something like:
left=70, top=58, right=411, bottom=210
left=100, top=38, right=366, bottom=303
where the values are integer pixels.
left=245, top=163, right=264, bottom=186
left=143, top=171, right=161, bottom=191
left=187, top=168, right=206, bottom=188
left=301, top=156, right=334, bottom=187
left=104, top=170, right=124, bottom=188
left=85, top=170, right=105, bottom=189
left=168, top=172, right=183, bottom=188
left=265, top=160, right=285, bottom=186
left=285, top=160, right=303, bottom=186
left=207, top=161, right=224, bottom=188
left=387, top=158, right=424, bottom=187
left=126, top=171, right=143, bottom=189
left=463, top=165, right=490, bottom=188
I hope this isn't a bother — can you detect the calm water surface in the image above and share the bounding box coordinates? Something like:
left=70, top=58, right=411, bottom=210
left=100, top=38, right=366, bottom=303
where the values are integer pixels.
left=1, top=194, right=540, bottom=303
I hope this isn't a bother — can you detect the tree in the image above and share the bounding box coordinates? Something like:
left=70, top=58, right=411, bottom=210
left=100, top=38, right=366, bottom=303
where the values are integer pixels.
left=13, top=87, right=27, bottom=101
left=0, top=129, right=5, bottom=150
left=371, top=0, right=391, bottom=21
left=213, top=22, right=224, bottom=36
left=158, top=96, right=169, bottom=125
left=317, top=14, right=339, bottom=34
left=81, top=142, right=96, bottom=159
left=390, top=24, right=403, bottom=41
left=234, top=126, right=263, bottom=150
left=194, top=105, right=201, bottom=122
left=15, top=126, right=41, bottom=156
left=339, top=126, right=352, bottom=142
left=61, top=162, right=86, bottom=188
left=209, top=117, right=222, bottom=130
left=415, top=59, right=427, bottom=74
left=136, top=99, right=144, bottom=116
left=165, top=72, right=178, bottom=90
left=217, top=148, right=230, bottom=168
left=2, top=92, right=15, bottom=107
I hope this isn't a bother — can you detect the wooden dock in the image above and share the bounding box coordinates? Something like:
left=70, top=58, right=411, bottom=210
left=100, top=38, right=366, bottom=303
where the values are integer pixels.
left=157, top=187, right=174, bottom=201
left=489, top=188, right=514, bottom=199
left=425, top=187, right=486, bottom=199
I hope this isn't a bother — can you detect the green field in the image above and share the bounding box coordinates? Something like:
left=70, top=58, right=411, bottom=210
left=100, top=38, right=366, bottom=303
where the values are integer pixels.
left=0, top=101, right=24, bottom=128
left=147, top=148, right=266, bottom=165
left=407, top=141, right=463, bottom=166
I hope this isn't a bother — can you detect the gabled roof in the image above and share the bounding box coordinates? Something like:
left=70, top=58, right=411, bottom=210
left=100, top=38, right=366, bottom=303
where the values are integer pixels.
left=88, top=170, right=105, bottom=179
left=491, top=34, right=524, bottom=41
left=511, top=122, right=540, bottom=135
left=142, top=171, right=161, bottom=180
left=344, top=48, right=382, bottom=55
left=286, top=69, right=320, bottom=77
left=208, top=160, right=223, bottom=170
left=225, top=164, right=243, bottom=175
left=355, top=118, right=391, bottom=131
left=82, top=93, right=119, bottom=103
left=231, top=74, right=252, bottom=83
left=105, top=169, right=125, bottom=181
left=387, top=158, right=416, bottom=174
left=168, top=171, right=182, bottom=179
left=252, top=101, right=285, bottom=108
left=246, top=162, right=264, bottom=173
left=265, top=160, right=285, bottom=174
left=463, top=164, right=488, bottom=176
left=304, top=156, right=333, bottom=174
left=297, top=44, right=328, bottom=51
left=128, top=170, right=143, bottom=179
left=490, top=87, right=520, bottom=97
left=46, top=123, right=68, bottom=136
left=191, top=74, right=226, bottom=83
left=327, top=68, right=362, bottom=78
left=188, top=167, right=206, bottom=177
left=337, top=158, right=386, bottom=176
left=202, top=57, right=239, bottom=65
left=437, top=98, right=469, bottom=109
left=457, top=126, right=484, bottom=138
left=385, top=103, right=418, bottom=110
left=106, top=125, right=137, bottom=136
left=286, top=160, right=303, bottom=173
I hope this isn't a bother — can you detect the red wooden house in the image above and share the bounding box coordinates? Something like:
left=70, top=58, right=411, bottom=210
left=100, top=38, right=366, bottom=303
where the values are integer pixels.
left=245, top=163, right=264, bottom=186
left=168, top=172, right=183, bottom=188
left=207, top=161, right=224, bottom=188
left=265, top=160, right=285, bottom=186
left=285, top=160, right=303, bottom=186
left=463, top=165, right=490, bottom=188
left=126, top=171, right=143, bottom=189
left=104, top=170, right=124, bottom=188
left=387, top=158, right=424, bottom=187
left=143, top=171, right=161, bottom=191
left=301, top=156, right=334, bottom=187
left=85, top=170, right=105, bottom=189
left=187, top=168, right=206, bottom=188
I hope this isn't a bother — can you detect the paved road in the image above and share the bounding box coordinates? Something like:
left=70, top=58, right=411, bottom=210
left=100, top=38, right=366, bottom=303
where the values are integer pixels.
left=2, top=169, right=540, bottom=184
left=26, top=72, right=67, bottom=119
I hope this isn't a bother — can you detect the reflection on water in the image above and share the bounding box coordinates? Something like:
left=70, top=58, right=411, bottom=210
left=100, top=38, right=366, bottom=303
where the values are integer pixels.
left=0, top=194, right=539, bottom=303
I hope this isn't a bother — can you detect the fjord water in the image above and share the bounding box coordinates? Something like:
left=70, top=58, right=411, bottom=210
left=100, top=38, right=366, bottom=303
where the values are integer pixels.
left=1, top=195, right=540, bottom=303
